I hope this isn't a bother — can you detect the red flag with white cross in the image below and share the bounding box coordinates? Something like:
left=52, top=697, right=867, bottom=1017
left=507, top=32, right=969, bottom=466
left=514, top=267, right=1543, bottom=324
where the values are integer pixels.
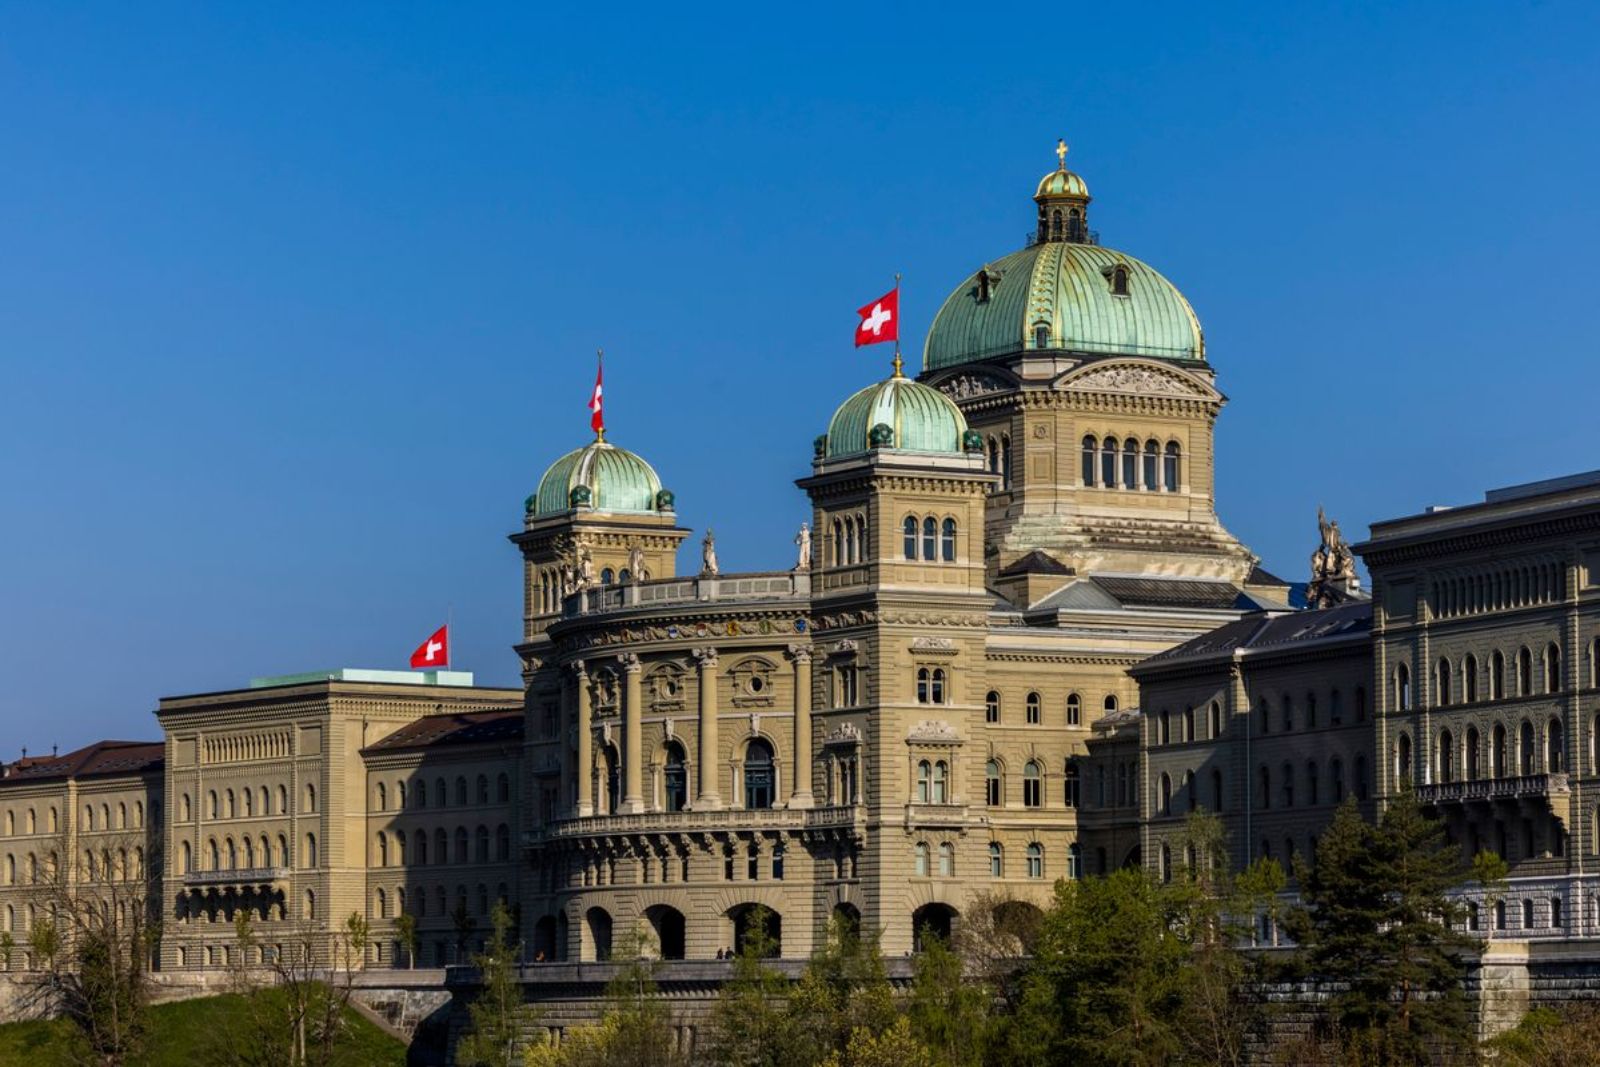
left=855, top=287, right=899, bottom=347
left=409, top=625, right=449, bottom=669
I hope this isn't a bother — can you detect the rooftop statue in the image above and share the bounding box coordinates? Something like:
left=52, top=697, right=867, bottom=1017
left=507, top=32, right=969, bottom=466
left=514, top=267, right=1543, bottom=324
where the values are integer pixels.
left=701, top=529, right=719, bottom=577
left=1308, top=506, right=1361, bottom=608
left=794, top=522, right=812, bottom=571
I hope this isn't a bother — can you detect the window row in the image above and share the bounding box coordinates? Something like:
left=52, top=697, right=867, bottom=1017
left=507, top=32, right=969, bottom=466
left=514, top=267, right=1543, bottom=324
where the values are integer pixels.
left=1431, top=563, right=1566, bottom=619
left=373, top=825, right=515, bottom=867
left=179, top=833, right=300, bottom=873
left=1393, top=717, right=1566, bottom=784
left=1255, top=686, right=1367, bottom=735
left=902, top=516, right=958, bottom=562
left=372, top=773, right=512, bottom=812
left=374, top=882, right=512, bottom=921
left=986, top=840, right=1079, bottom=881
left=985, top=690, right=1111, bottom=725
left=983, top=434, right=1013, bottom=492
left=1253, top=756, right=1369, bottom=811
left=912, top=840, right=958, bottom=878
left=1156, top=702, right=1225, bottom=745
left=1404, top=646, right=1566, bottom=712
left=830, top=513, right=868, bottom=566
left=75, top=846, right=147, bottom=883
left=1081, top=436, right=1181, bottom=491
left=2, top=806, right=60, bottom=837
left=984, top=759, right=1081, bottom=808
left=187, top=784, right=297, bottom=822
left=70, top=800, right=148, bottom=833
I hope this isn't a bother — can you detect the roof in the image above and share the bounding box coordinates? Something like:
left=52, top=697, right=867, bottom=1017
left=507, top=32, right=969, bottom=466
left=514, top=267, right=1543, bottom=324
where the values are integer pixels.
left=923, top=240, right=1204, bottom=370
left=1139, top=599, right=1373, bottom=670
left=1245, top=562, right=1290, bottom=588
left=1, top=740, right=164, bottom=786
left=363, top=710, right=524, bottom=755
left=823, top=374, right=969, bottom=458
left=997, top=550, right=1074, bottom=577
left=532, top=439, right=666, bottom=517
left=1033, top=575, right=1267, bottom=614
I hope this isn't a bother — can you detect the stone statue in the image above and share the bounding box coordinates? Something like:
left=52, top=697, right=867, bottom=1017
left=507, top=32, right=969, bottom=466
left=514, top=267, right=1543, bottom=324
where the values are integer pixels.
left=627, top=543, right=646, bottom=583
left=559, top=559, right=576, bottom=597
left=577, top=545, right=596, bottom=589
left=701, top=529, right=719, bottom=577
left=794, top=522, right=812, bottom=571
left=1307, top=506, right=1361, bottom=608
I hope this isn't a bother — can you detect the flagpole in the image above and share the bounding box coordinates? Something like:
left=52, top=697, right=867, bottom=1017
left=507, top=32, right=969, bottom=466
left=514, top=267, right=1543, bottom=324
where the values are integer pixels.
left=594, top=348, right=605, bottom=443
left=892, top=273, right=903, bottom=378
left=446, top=605, right=453, bottom=672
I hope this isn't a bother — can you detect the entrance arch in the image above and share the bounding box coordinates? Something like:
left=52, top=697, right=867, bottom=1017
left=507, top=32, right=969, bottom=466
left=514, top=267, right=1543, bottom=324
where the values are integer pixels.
left=645, top=904, right=687, bottom=960
left=912, top=902, right=958, bottom=951
left=729, top=903, right=781, bottom=957
left=585, top=906, right=613, bottom=961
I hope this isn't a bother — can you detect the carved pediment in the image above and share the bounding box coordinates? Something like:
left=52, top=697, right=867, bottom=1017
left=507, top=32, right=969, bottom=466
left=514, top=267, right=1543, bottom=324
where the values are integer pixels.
left=937, top=372, right=1011, bottom=400
left=906, top=719, right=962, bottom=745
left=1059, top=361, right=1210, bottom=398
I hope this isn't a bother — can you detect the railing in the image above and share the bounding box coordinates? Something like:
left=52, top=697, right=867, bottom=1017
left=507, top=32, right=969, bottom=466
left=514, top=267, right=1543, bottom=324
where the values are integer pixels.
left=561, top=571, right=812, bottom=620
left=1416, top=773, right=1569, bottom=806
left=524, top=804, right=864, bottom=845
left=1025, top=227, right=1100, bottom=247
left=183, top=866, right=290, bottom=886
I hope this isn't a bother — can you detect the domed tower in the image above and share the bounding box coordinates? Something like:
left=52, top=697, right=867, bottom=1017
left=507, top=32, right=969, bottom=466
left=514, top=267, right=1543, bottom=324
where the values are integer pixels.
left=511, top=434, right=689, bottom=648
left=919, top=142, right=1266, bottom=605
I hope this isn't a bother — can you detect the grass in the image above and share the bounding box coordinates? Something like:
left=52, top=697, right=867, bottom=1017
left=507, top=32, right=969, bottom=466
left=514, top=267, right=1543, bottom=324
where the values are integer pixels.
left=0, top=987, right=408, bottom=1066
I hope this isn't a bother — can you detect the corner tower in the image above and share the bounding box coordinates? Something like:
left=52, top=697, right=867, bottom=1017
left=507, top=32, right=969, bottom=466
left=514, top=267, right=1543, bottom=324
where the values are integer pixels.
left=919, top=143, right=1260, bottom=602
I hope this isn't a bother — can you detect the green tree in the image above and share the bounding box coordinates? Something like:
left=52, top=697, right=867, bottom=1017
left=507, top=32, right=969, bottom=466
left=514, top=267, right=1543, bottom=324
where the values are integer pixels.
left=459, top=903, right=537, bottom=1067
left=705, top=908, right=808, bottom=1067
left=1283, top=792, right=1475, bottom=1063
left=395, top=911, right=419, bottom=970
left=530, top=925, right=686, bottom=1067
left=905, top=932, right=991, bottom=1067
left=822, top=1017, right=937, bottom=1067
left=786, top=915, right=896, bottom=1061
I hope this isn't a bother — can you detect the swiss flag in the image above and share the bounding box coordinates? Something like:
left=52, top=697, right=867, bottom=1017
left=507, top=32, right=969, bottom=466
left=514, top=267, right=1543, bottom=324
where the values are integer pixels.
left=855, top=287, right=899, bottom=347
left=588, top=360, right=604, bottom=434
left=409, top=625, right=449, bottom=669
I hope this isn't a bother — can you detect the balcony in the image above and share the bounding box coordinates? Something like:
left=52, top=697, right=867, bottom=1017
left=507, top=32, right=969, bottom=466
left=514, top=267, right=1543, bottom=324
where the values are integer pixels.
left=1416, top=773, right=1569, bottom=806
left=182, top=866, right=290, bottom=887
left=560, top=571, right=811, bottom=620
left=524, top=804, right=864, bottom=846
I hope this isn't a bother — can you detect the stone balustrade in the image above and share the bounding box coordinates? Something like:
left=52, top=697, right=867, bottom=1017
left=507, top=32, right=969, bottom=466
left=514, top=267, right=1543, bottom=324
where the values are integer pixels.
left=182, top=866, right=290, bottom=887
left=561, top=572, right=811, bottom=619
left=1417, top=772, right=1569, bottom=806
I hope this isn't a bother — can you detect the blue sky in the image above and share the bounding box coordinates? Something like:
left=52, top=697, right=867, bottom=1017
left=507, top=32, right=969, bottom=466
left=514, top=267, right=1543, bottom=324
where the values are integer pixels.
left=3, top=2, right=1598, bottom=748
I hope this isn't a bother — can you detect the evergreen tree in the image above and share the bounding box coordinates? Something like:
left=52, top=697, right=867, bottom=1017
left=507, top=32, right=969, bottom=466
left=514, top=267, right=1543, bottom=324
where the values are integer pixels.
left=905, top=933, right=990, bottom=1067
left=458, top=902, right=536, bottom=1067
left=1284, top=792, right=1475, bottom=1063
left=705, top=908, right=810, bottom=1067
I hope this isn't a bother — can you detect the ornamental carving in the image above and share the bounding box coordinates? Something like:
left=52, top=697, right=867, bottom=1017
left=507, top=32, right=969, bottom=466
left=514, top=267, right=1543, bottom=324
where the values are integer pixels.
left=823, top=723, right=862, bottom=746
left=1064, top=364, right=1205, bottom=397
left=906, top=719, right=961, bottom=744
left=909, top=636, right=956, bottom=652
left=938, top=373, right=1009, bottom=400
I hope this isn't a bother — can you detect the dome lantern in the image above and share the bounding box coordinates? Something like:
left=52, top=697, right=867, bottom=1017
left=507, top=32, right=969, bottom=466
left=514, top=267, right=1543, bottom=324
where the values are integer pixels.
left=1034, top=138, right=1093, bottom=245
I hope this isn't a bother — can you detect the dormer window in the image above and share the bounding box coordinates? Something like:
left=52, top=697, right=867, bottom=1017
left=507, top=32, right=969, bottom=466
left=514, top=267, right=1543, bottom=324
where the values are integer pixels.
left=1033, top=323, right=1050, bottom=349
left=1107, top=265, right=1130, bottom=297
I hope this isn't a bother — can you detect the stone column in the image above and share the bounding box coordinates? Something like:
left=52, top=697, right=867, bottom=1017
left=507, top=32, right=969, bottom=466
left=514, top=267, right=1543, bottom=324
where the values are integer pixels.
left=621, top=653, right=644, bottom=813
left=573, top=661, right=593, bottom=817
left=788, top=645, right=814, bottom=808
left=693, top=648, right=721, bottom=809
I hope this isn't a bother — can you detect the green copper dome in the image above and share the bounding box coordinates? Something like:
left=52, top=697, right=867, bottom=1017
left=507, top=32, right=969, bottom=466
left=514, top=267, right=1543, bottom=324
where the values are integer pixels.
left=923, top=242, right=1204, bottom=371
left=531, top=440, right=666, bottom=517
left=822, top=375, right=969, bottom=458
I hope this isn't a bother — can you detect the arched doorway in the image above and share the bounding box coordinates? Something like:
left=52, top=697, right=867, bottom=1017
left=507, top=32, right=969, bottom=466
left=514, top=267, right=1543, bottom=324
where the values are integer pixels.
left=730, top=904, right=781, bottom=957
left=831, top=902, right=861, bottom=940
left=645, top=904, right=687, bottom=960
left=532, top=915, right=558, bottom=961
left=663, top=742, right=688, bottom=813
left=585, top=906, right=613, bottom=961
left=992, top=900, right=1045, bottom=954
left=912, top=902, right=958, bottom=951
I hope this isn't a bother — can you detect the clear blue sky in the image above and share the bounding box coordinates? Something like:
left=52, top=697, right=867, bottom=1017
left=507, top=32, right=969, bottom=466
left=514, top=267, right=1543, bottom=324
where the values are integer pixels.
left=4, top=2, right=1598, bottom=750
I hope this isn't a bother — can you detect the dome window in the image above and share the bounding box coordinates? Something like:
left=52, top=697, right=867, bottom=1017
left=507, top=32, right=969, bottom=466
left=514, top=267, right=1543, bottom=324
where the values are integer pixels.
left=1106, top=264, right=1130, bottom=297
left=1033, top=323, right=1050, bottom=350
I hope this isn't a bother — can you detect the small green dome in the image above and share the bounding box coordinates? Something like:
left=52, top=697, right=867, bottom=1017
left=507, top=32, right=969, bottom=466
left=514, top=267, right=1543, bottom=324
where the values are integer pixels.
left=822, top=375, right=969, bottom=458
left=531, top=440, right=666, bottom=517
left=1035, top=168, right=1089, bottom=199
left=924, top=242, right=1204, bottom=371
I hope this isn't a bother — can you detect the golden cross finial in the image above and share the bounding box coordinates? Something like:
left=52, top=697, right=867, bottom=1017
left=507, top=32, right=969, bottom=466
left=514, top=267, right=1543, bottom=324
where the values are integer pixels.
left=1056, top=138, right=1068, bottom=169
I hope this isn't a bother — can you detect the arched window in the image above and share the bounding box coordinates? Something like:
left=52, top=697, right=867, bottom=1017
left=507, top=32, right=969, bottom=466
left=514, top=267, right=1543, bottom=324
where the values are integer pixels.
left=917, top=668, right=930, bottom=703
left=985, top=760, right=1001, bottom=806
left=1518, top=648, right=1533, bottom=697
left=938, top=841, right=954, bottom=876
left=600, top=567, right=614, bottom=586
left=1211, top=768, right=1224, bottom=811
left=434, top=828, right=447, bottom=865
left=1067, top=842, right=1082, bottom=880
left=476, top=775, right=489, bottom=805
left=663, top=742, right=688, bottom=813
left=988, top=436, right=1000, bottom=477
left=1026, top=692, right=1041, bottom=725
left=1355, top=754, right=1369, bottom=800
left=375, top=888, right=387, bottom=919
left=455, top=827, right=469, bottom=864
left=930, top=668, right=946, bottom=705
left=1163, top=442, right=1181, bottom=491
left=921, top=517, right=937, bottom=561
left=1110, top=264, right=1130, bottom=296
left=475, top=825, right=490, bottom=863
left=1396, top=734, right=1413, bottom=784
left=744, top=739, right=775, bottom=810
left=1122, top=438, right=1137, bottom=488
left=1026, top=842, right=1044, bottom=878
left=1159, top=709, right=1171, bottom=745
left=1520, top=720, right=1535, bottom=775
left=843, top=520, right=855, bottom=566
left=1395, top=663, right=1412, bottom=710
left=1184, top=707, right=1195, bottom=743
left=1034, top=322, right=1050, bottom=349
left=207, top=791, right=218, bottom=819
left=1546, top=643, right=1562, bottom=692
left=1493, top=723, right=1508, bottom=778
left=1306, top=761, right=1320, bottom=803
left=304, top=832, right=318, bottom=869
left=1105, top=694, right=1118, bottom=713
left=938, top=518, right=956, bottom=562
left=916, top=760, right=931, bottom=803
left=1466, top=728, right=1481, bottom=780
left=497, top=773, right=510, bottom=803
left=932, top=761, right=948, bottom=804
left=1492, top=652, right=1507, bottom=700
left=1101, top=437, right=1119, bottom=488
left=985, top=691, right=1000, bottom=724
left=377, top=834, right=388, bottom=867
left=1548, top=717, right=1565, bottom=773
left=1082, top=435, right=1098, bottom=486
left=1143, top=439, right=1159, bottom=491
left=833, top=520, right=844, bottom=565
left=1464, top=655, right=1479, bottom=703
left=1158, top=773, right=1172, bottom=815
left=1066, top=693, right=1081, bottom=726
left=1281, top=762, right=1294, bottom=807
left=989, top=842, right=1003, bottom=877
left=1258, top=765, right=1271, bottom=809
left=914, top=841, right=929, bottom=877
left=1064, top=763, right=1080, bottom=808
left=1436, top=659, right=1451, bottom=706
left=1439, top=731, right=1454, bottom=783
left=376, top=783, right=387, bottom=811
left=1022, top=762, right=1042, bottom=808
left=1000, top=435, right=1011, bottom=489
left=305, top=784, right=317, bottom=813
left=1159, top=843, right=1172, bottom=884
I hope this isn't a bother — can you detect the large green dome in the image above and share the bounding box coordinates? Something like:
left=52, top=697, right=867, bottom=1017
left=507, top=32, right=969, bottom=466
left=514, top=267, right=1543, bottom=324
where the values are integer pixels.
left=821, top=375, right=970, bottom=459
left=923, top=242, right=1204, bottom=371
left=530, top=440, right=667, bottom=517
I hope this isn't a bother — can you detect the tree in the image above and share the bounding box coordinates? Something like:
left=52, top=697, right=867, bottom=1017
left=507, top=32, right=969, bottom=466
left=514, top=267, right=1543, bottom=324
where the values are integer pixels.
left=453, top=899, right=479, bottom=961
left=1488, top=1003, right=1600, bottom=1065
left=528, top=925, right=686, bottom=1067
left=1283, top=792, right=1475, bottom=1063
left=822, top=1017, right=936, bottom=1067
left=395, top=911, right=419, bottom=970
left=0, top=930, right=13, bottom=971
left=458, top=902, right=537, bottom=1067
left=905, top=932, right=991, bottom=1067
left=785, top=913, right=896, bottom=1062
left=705, top=908, right=808, bottom=1067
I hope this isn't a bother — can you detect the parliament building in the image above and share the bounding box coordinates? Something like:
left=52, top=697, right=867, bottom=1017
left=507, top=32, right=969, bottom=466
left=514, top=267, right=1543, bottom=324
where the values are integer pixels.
left=5, top=148, right=1600, bottom=1019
